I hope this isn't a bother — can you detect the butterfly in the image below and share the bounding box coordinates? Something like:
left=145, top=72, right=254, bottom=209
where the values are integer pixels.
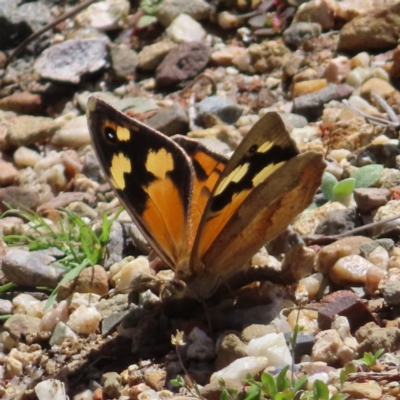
left=87, top=96, right=325, bottom=301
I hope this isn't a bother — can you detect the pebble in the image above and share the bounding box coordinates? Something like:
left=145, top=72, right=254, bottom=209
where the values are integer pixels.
left=35, top=379, right=68, bottom=400
left=75, top=0, right=129, bottom=30
left=292, top=79, right=327, bottom=98
left=210, top=356, right=269, bottom=385
left=13, top=146, right=41, bottom=168
left=137, top=39, right=177, bottom=71
left=2, top=248, right=65, bottom=288
left=215, top=333, right=248, bottom=370
left=299, top=273, right=323, bottom=299
left=0, top=92, right=43, bottom=114
left=247, top=332, right=292, bottom=367
left=283, top=22, right=322, bottom=48
left=156, top=41, right=210, bottom=89
left=39, top=301, right=69, bottom=332
left=51, top=115, right=91, bottom=148
left=186, top=327, right=215, bottom=361
left=323, top=56, right=351, bottom=83
left=111, top=256, right=151, bottom=291
left=12, top=293, right=44, bottom=318
left=4, top=314, right=41, bottom=340
left=330, top=254, right=375, bottom=285
left=34, top=39, right=109, bottom=84
left=359, top=77, right=395, bottom=100
left=146, top=103, right=189, bottom=136
left=156, top=0, right=213, bottom=27
left=341, top=381, right=382, bottom=400
left=49, top=321, right=78, bottom=346
left=372, top=200, right=400, bottom=236
left=166, top=14, right=206, bottom=43
left=287, top=309, right=319, bottom=335
left=6, top=115, right=59, bottom=146
left=338, top=2, right=400, bottom=52
left=383, top=281, right=400, bottom=305
left=0, top=299, right=12, bottom=315
left=67, top=305, right=102, bottom=335
left=292, top=0, right=337, bottom=29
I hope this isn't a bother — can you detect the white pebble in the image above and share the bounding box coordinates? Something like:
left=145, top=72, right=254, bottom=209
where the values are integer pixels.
left=70, top=293, right=101, bottom=308
left=51, top=115, right=91, bottom=148
left=13, top=146, right=41, bottom=168
left=67, top=305, right=102, bottom=334
left=247, top=332, right=292, bottom=367
left=35, top=379, right=68, bottom=400
left=112, top=256, right=151, bottom=291
left=210, top=356, right=269, bottom=385
left=166, top=14, right=206, bottom=43
left=299, top=273, right=323, bottom=299
left=328, top=149, right=351, bottom=163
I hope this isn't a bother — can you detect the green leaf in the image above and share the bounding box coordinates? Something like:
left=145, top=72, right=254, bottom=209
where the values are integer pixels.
left=363, top=352, right=375, bottom=366
left=340, top=363, right=356, bottom=384
left=321, top=172, right=338, bottom=200
left=374, top=348, right=384, bottom=360
left=294, top=376, right=307, bottom=392
left=170, top=375, right=185, bottom=387
left=352, top=164, right=384, bottom=188
left=220, top=388, right=230, bottom=400
left=137, top=15, right=158, bottom=28
left=276, top=367, right=290, bottom=392
left=244, top=384, right=261, bottom=400
left=312, top=380, right=329, bottom=400
left=139, top=0, right=162, bottom=15
left=332, top=178, right=355, bottom=196
left=260, top=373, right=277, bottom=396
left=330, top=394, right=346, bottom=400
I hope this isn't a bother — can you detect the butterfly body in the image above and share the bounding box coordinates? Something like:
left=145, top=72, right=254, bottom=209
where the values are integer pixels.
left=87, top=96, right=326, bottom=300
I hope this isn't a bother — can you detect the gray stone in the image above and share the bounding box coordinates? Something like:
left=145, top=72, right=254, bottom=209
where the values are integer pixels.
left=215, top=332, right=248, bottom=370
left=34, top=39, right=109, bottom=84
left=146, top=103, right=189, bottom=136
left=315, top=207, right=361, bottom=236
left=104, top=221, right=124, bottom=269
left=49, top=321, right=78, bottom=346
left=156, top=0, right=213, bottom=27
left=383, top=281, right=400, bottom=306
left=82, top=151, right=102, bottom=182
left=156, top=42, right=211, bottom=90
left=138, top=39, right=177, bottom=71
left=0, top=299, right=12, bottom=315
left=1, top=249, right=65, bottom=288
left=283, top=22, right=322, bottom=47
left=293, top=84, right=354, bottom=120
left=197, top=96, right=243, bottom=125
left=110, top=44, right=138, bottom=79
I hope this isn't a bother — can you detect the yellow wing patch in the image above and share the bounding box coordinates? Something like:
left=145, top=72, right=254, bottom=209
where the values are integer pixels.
left=146, top=148, right=174, bottom=179
left=110, top=153, right=132, bottom=189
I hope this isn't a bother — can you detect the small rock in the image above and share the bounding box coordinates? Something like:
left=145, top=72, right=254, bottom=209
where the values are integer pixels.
left=0, top=159, right=17, bottom=186
left=137, top=39, right=177, bottom=71
left=383, top=281, right=400, bottom=305
left=210, top=356, right=269, bottom=385
left=34, top=39, right=109, bottom=84
left=156, top=41, right=210, bottom=89
left=156, top=0, right=213, bottom=27
left=311, top=329, right=342, bottom=364
left=341, top=381, right=382, bottom=400
left=39, top=301, right=69, bottom=332
left=318, top=292, right=376, bottom=332
left=35, top=379, right=68, bottom=400
left=51, top=115, right=91, bottom=148
left=0, top=299, right=12, bottom=315
left=357, top=324, right=400, bottom=354
left=330, top=254, right=375, bottom=285
left=354, top=188, right=391, bottom=213
left=67, top=305, right=102, bottom=334
left=292, top=84, right=354, bottom=120
left=323, top=56, right=351, bottom=83
left=102, top=372, right=123, bottom=399
left=338, top=2, right=400, bottom=52
left=281, top=244, right=317, bottom=281
left=2, top=248, right=65, bottom=288
left=75, top=265, right=109, bottom=296
left=197, top=96, right=243, bottom=125
left=0, top=92, right=43, bottom=114
left=210, top=45, right=246, bottom=67
left=186, top=327, right=215, bottom=361
left=366, top=245, right=389, bottom=270
left=215, top=333, right=247, bottom=370
left=292, top=79, right=327, bottom=98
left=111, top=256, right=151, bottom=292
left=4, top=314, right=41, bottom=340
left=292, top=0, right=337, bottom=29
left=13, top=146, right=42, bottom=168
left=75, top=0, right=129, bottom=30
left=390, top=44, right=400, bottom=78
left=6, top=115, right=59, bottom=146
left=283, top=22, right=322, bottom=47
left=49, top=321, right=78, bottom=346
left=37, top=192, right=96, bottom=215
left=146, top=103, right=189, bottom=136
left=359, top=77, right=395, bottom=100
left=247, top=332, right=292, bottom=367
left=166, top=14, right=206, bottom=43
left=103, top=220, right=124, bottom=268
left=143, top=370, right=167, bottom=391
left=315, top=207, right=361, bottom=236
left=110, top=44, right=138, bottom=79
left=372, top=200, right=400, bottom=236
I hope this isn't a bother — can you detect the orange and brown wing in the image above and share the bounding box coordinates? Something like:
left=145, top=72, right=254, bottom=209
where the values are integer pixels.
left=172, top=136, right=227, bottom=248
left=190, top=112, right=325, bottom=281
left=87, top=96, right=193, bottom=270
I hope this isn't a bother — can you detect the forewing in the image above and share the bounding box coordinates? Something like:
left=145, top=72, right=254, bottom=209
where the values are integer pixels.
left=87, top=96, right=193, bottom=270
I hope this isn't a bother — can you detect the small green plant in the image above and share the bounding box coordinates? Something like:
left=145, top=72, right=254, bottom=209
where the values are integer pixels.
left=322, top=164, right=384, bottom=204
left=352, top=348, right=384, bottom=371
left=1, top=207, right=120, bottom=308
